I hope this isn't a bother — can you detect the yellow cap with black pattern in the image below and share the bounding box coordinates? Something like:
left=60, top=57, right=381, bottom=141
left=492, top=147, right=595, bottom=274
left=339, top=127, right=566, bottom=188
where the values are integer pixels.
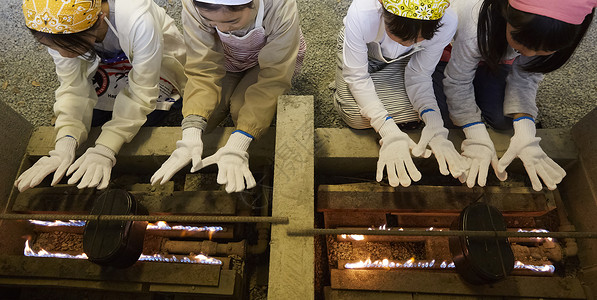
left=382, top=0, right=450, bottom=21
left=22, top=0, right=102, bottom=34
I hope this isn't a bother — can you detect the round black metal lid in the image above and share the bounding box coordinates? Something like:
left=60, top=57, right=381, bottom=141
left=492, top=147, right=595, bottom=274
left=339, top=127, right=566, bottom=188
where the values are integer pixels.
left=460, top=203, right=515, bottom=281
left=83, top=189, right=135, bottom=260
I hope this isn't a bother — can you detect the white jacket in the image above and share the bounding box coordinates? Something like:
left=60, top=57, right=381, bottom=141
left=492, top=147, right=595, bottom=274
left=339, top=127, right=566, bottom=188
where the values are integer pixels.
left=342, top=0, right=457, bottom=130
left=443, top=0, right=544, bottom=127
left=50, top=0, right=186, bottom=153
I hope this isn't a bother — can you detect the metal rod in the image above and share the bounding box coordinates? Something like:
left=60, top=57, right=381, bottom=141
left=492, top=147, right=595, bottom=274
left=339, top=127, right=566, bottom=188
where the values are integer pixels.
left=287, top=228, right=597, bottom=239
left=0, top=214, right=289, bottom=224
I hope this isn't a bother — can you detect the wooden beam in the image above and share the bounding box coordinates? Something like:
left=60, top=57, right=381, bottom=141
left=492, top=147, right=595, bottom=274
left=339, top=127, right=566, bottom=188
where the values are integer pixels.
left=324, top=286, right=413, bottom=300
left=268, top=95, right=315, bottom=300
left=330, top=269, right=586, bottom=299
left=11, top=185, right=237, bottom=215
left=318, top=183, right=556, bottom=217
left=0, top=277, right=145, bottom=293
left=149, top=270, right=240, bottom=296
left=0, top=256, right=221, bottom=286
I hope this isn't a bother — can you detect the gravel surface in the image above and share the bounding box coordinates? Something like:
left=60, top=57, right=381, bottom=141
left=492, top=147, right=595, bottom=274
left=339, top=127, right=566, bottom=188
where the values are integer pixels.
left=1, top=0, right=595, bottom=129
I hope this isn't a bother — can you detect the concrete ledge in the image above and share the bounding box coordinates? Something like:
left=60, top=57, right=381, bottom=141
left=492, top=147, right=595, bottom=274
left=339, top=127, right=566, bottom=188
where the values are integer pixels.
left=315, top=127, right=578, bottom=175
left=562, top=108, right=597, bottom=295
left=24, top=127, right=276, bottom=175
left=26, top=126, right=275, bottom=157
left=0, top=101, right=34, bottom=257
left=0, top=100, right=33, bottom=205
left=268, top=95, right=314, bottom=300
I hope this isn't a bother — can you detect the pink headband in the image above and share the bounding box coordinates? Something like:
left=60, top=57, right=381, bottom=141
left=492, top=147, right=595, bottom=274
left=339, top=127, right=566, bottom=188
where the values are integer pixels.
left=509, top=0, right=597, bottom=25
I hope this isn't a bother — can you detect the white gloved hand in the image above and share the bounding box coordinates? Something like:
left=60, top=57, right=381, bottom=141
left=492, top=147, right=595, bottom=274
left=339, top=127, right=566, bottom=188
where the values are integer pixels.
left=376, top=119, right=428, bottom=187
left=67, top=144, right=116, bottom=189
left=460, top=123, right=508, bottom=187
left=151, top=127, right=203, bottom=185
left=14, top=136, right=77, bottom=192
left=196, top=131, right=256, bottom=193
left=498, top=117, right=566, bottom=191
left=412, top=110, right=467, bottom=178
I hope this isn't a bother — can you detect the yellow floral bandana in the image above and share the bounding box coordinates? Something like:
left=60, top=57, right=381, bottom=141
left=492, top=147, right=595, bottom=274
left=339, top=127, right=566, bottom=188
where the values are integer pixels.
left=22, top=0, right=102, bottom=34
left=382, top=0, right=450, bottom=20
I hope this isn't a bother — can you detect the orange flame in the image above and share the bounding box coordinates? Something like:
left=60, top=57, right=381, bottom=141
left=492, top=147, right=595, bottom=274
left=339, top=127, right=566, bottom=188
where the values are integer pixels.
left=23, top=240, right=221, bottom=265
left=340, top=234, right=365, bottom=241
left=344, top=257, right=554, bottom=273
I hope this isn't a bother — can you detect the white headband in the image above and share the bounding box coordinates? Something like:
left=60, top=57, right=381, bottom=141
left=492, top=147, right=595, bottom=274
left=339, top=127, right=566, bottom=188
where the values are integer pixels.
left=195, top=0, right=252, bottom=5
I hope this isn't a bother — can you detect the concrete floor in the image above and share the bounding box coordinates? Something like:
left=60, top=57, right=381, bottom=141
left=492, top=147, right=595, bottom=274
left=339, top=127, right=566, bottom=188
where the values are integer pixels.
left=0, top=0, right=595, bottom=129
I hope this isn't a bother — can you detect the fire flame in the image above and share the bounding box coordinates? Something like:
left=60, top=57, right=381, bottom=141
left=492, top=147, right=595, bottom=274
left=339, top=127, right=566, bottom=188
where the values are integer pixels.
left=514, top=261, right=555, bottom=273
left=146, top=221, right=223, bottom=232
left=344, top=258, right=554, bottom=274
left=29, top=220, right=86, bottom=227
left=341, top=226, right=441, bottom=241
left=24, top=240, right=88, bottom=260
left=24, top=240, right=221, bottom=265
left=517, top=229, right=553, bottom=242
left=366, top=225, right=440, bottom=232
left=30, top=220, right=224, bottom=233
left=138, top=254, right=222, bottom=265
left=345, top=257, right=455, bottom=269
left=340, top=234, right=365, bottom=241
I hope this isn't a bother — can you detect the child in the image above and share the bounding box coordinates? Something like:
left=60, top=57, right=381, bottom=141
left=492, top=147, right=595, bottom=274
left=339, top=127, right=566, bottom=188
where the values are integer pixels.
left=15, top=0, right=186, bottom=191
left=151, top=0, right=306, bottom=193
left=334, top=0, right=466, bottom=187
left=441, top=0, right=595, bottom=191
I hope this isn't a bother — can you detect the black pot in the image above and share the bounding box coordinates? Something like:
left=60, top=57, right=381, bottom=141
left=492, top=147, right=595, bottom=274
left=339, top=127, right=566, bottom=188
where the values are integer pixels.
left=83, top=189, right=148, bottom=268
left=449, top=202, right=514, bottom=284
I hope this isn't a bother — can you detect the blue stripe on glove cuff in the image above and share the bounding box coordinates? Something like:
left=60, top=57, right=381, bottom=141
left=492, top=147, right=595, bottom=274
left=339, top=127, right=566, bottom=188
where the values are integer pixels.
left=462, top=122, right=484, bottom=129
left=514, top=116, right=535, bottom=123
left=420, top=109, right=435, bottom=117
left=232, top=130, right=254, bottom=140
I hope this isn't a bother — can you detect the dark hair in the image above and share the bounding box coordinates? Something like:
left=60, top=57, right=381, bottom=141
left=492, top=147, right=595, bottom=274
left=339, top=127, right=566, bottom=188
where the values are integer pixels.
left=29, top=0, right=107, bottom=61
left=382, top=10, right=443, bottom=42
left=194, top=1, right=254, bottom=12
left=477, top=0, right=594, bottom=73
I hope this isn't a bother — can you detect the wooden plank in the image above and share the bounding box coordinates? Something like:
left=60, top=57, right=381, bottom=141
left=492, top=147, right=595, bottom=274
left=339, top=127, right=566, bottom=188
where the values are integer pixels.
left=0, top=277, right=144, bottom=292
left=149, top=270, right=239, bottom=296
left=330, top=269, right=586, bottom=299
left=324, top=287, right=413, bottom=300
left=324, top=287, right=547, bottom=300
left=396, top=215, right=537, bottom=228
left=268, top=96, right=315, bottom=300
left=413, top=295, right=502, bottom=300
left=324, top=211, right=387, bottom=228
left=318, top=184, right=554, bottom=217
left=11, top=185, right=237, bottom=215
left=0, top=256, right=221, bottom=286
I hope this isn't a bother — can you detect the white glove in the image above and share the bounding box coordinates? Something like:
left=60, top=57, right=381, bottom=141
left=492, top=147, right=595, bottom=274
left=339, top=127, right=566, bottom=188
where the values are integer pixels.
left=460, top=123, right=508, bottom=187
left=14, top=136, right=77, bottom=192
left=151, top=127, right=203, bottom=185
left=498, top=117, right=566, bottom=191
left=196, top=131, right=256, bottom=193
left=412, top=110, right=467, bottom=178
left=376, top=119, right=429, bottom=187
left=66, top=144, right=116, bottom=189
